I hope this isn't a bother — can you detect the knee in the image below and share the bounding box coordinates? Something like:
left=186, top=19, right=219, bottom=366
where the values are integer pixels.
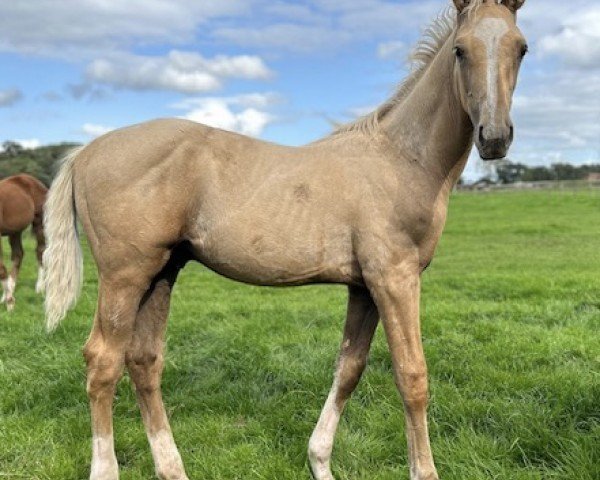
left=396, top=368, right=429, bottom=409
left=86, top=365, right=122, bottom=400
left=0, top=265, right=7, bottom=280
left=126, top=350, right=162, bottom=394
left=83, top=345, right=123, bottom=400
left=83, top=339, right=99, bottom=365
left=336, top=355, right=367, bottom=399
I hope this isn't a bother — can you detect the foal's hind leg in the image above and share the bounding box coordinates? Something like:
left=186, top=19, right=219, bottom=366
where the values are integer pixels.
left=84, top=279, right=145, bottom=480
left=126, top=253, right=189, bottom=480
left=5, top=233, right=24, bottom=311
left=308, top=286, right=378, bottom=480
left=32, top=213, right=46, bottom=293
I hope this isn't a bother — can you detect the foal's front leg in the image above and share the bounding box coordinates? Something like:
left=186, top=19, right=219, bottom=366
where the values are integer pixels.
left=366, top=260, right=438, bottom=480
left=308, top=286, right=379, bottom=480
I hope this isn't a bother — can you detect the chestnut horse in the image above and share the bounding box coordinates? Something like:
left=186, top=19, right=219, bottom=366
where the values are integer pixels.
left=43, top=1, right=528, bottom=479
left=0, top=173, right=46, bottom=310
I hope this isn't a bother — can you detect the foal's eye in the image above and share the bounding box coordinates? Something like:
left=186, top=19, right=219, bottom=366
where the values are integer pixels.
left=454, top=46, right=465, bottom=60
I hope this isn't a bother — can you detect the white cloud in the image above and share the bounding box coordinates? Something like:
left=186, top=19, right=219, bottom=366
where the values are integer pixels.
left=213, top=1, right=440, bottom=53
left=173, top=92, right=283, bottom=110
left=518, top=0, right=594, bottom=40
left=537, top=7, right=600, bottom=69
left=86, top=51, right=272, bottom=94
left=14, top=138, right=41, bottom=150
left=0, top=138, right=42, bottom=152
left=264, top=3, right=318, bottom=23
left=173, top=93, right=280, bottom=137
left=214, top=24, right=352, bottom=53
left=82, top=123, right=115, bottom=138
left=0, top=88, right=23, bottom=107
left=184, top=101, right=272, bottom=137
left=511, top=70, right=600, bottom=155
left=0, top=0, right=251, bottom=59
left=377, top=41, right=408, bottom=60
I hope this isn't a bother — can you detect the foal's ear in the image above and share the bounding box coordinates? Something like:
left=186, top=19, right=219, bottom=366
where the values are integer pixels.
left=453, top=0, right=471, bottom=13
left=501, top=0, right=526, bottom=11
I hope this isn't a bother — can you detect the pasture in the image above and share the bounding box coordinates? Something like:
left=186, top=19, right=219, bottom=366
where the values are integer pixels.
left=0, top=189, right=599, bottom=480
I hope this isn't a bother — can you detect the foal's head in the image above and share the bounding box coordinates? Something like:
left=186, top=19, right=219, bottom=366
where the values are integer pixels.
left=453, top=0, right=527, bottom=160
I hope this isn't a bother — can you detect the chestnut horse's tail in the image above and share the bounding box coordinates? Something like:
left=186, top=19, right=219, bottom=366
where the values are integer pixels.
left=43, top=147, right=85, bottom=332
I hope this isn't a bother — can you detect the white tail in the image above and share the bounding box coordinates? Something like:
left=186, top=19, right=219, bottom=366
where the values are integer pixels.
left=43, top=147, right=85, bottom=332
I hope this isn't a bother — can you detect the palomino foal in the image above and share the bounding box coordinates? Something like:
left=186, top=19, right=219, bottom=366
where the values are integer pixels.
left=43, top=1, right=528, bottom=479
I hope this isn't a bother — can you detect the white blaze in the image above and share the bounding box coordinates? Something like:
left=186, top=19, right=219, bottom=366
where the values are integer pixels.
left=474, top=18, right=509, bottom=125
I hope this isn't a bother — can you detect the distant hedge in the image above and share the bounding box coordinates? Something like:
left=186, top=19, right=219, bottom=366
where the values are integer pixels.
left=491, top=161, right=600, bottom=184
left=0, top=141, right=81, bottom=186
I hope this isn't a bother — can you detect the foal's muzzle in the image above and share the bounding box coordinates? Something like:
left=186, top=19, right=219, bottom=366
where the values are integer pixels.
left=476, top=122, right=514, bottom=161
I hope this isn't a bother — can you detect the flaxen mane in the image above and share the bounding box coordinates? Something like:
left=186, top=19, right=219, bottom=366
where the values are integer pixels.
left=334, top=0, right=493, bottom=136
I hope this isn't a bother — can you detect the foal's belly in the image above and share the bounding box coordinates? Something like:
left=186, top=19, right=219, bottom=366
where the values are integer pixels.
left=189, top=215, right=361, bottom=287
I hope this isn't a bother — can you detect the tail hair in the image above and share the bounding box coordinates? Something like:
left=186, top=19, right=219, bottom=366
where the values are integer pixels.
left=43, top=147, right=85, bottom=332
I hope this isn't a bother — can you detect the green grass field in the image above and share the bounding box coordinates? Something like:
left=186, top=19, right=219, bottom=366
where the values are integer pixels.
left=1, top=189, right=599, bottom=480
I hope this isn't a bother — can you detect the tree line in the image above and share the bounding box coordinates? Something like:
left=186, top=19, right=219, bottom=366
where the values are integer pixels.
left=495, top=161, right=600, bottom=184
left=0, top=141, right=80, bottom=186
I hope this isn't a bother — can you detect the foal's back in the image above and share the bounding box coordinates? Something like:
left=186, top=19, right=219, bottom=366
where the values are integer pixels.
left=73, top=118, right=390, bottom=286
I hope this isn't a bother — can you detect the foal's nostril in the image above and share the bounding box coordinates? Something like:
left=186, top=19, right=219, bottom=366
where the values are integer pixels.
left=478, top=125, right=485, bottom=144
left=509, top=125, right=514, bottom=142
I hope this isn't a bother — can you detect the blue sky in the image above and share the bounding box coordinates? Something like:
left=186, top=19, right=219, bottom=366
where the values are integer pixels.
left=0, top=0, right=598, bottom=179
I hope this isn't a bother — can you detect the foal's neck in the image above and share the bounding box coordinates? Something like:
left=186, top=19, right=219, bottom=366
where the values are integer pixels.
left=381, top=33, right=473, bottom=189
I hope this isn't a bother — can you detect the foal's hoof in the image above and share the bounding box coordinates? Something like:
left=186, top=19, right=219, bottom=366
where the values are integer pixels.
left=89, top=470, right=118, bottom=480
left=89, top=465, right=119, bottom=480
left=308, top=462, right=335, bottom=480
left=412, top=469, right=439, bottom=480
left=6, top=299, right=15, bottom=312
left=156, top=468, right=189, bottom=480
left=90, top=455, right=119, bottom=480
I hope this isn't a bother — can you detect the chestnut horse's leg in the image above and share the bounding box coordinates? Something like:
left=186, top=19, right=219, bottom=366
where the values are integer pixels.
left=32, top=213, right=46, bottom=293
left=0, top=238, right=7, bottom=305
left=308, top=286, right=379, bottom=480
left=366, top=260, right=438, bottom=480
left=6, top=232, right=24, bottom=311
left=125, top=251, right=189, bottom=480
